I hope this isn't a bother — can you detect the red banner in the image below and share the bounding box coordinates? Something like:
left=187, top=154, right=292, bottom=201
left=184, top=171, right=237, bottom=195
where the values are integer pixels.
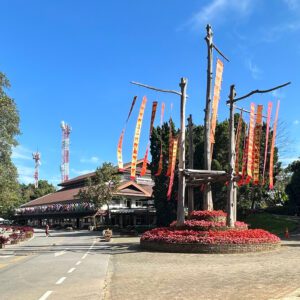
left=210, top=59, right=224, bottom=146
left=126, top=96, right=137, bottom=123
left=140, top=101, right=158, bottom=176
left=155, top=102, right=165, bottom=177
left=269, top=101, right=280, bottom=189
left=262, top=102, right=273, bottom=184
left=166, top=119, right=173, bottom=176
left=130, top=96, right=147, bottom=179
left=140, top=143, right=149, bottom=177
left=117, top=129, right=125, bottom=171
left=235, top=111, right=243, bottom=175
left=252, top=105, right=263, bottom=184
left=167, top=138, right=178, bottom=200
left=246, top=103, right=256, bottom=180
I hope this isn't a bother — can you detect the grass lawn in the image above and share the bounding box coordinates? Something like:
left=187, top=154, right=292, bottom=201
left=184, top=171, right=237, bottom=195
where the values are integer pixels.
left=243, top=213, right=299, bottom=236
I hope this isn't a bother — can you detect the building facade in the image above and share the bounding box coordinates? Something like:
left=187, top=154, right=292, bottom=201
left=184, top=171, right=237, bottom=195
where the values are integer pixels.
left=15, top=160, right=156, bottom=229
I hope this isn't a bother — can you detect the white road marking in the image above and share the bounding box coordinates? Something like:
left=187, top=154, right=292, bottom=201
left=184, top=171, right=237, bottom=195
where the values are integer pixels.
left=82, top=253, right=88, bottom=259
left=54, top=250, right=66, bottom=257
left=76, top=261, right=81, bottom=265
left=38, top=290, right=53, bottom=300
left=0, top=256, right=12, bottom=258
left=56, top=277, right=66, bottom=285
left=68, top=267, right=76, bottom=273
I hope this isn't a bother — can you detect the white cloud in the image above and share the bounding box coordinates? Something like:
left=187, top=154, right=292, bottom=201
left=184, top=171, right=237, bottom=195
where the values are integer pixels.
left=280, top=156, right=299, bottom=167
left=283, top=0, right=300, bottom=10
left=12, top=145, right=33, bottom=160
left=246, top=59, right=262, bottom=80
left=262, top=21, right=300, bottom=42
left=271, top=89, right=285, bottom=99
left=80, top=156, right=100, bottom=164
left=293, top=120, right=299, bottom=125
left=186, top=0, right=253, bottom=29
left=71, top=168, right=94, bottom=176
left=16, top=165, right=35, bottom=185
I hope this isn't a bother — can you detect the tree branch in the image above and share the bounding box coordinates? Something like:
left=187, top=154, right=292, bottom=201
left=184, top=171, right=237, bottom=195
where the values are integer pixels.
left=226, top=81, right=291, bottom=104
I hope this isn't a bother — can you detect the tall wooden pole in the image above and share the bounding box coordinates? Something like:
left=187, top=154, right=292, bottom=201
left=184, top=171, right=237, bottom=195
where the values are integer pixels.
left=227, top=84, right=236, bottom=228
left=203, top=24, right=213, bottom=211
left=177, top=78, right=187, bottom=226
left=187, top=114, right=194, bottom=215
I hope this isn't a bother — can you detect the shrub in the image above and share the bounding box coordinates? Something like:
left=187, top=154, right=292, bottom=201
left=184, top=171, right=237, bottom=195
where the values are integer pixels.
left=189, top=210, right=227, bottom=221
left=0, top=235, right=9, bottom=245
left=141, top=228, right=280, bottom=245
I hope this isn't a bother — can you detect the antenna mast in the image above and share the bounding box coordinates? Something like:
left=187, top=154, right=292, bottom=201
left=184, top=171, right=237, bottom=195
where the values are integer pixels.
left=60, top=121, right=71, bottom=182
left=32, top=151, right=41, bottom=188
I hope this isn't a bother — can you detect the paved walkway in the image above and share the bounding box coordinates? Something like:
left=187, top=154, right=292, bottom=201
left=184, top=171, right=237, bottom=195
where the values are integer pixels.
left=104, top=233, right=300, bottom=300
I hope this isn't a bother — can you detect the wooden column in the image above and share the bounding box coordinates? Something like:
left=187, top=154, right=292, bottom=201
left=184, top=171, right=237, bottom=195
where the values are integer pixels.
left=177, top=78, right=187, bottom=226
left=227, top=85, right=236, bottom=227
left=203, top=24, right=213, bottom=211
left=187, top=114, right=194, bottom=215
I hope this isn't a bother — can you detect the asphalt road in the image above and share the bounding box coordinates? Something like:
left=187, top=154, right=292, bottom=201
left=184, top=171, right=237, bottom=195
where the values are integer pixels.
left=0, top=229, right=111, bottom=300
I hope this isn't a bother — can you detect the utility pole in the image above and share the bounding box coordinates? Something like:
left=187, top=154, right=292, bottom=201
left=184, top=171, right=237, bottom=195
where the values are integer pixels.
left=203, top=24, right=214, bottom=211
left=130, top=78, right=188, bottom=226
left=187, top=114, right=194, bottom=215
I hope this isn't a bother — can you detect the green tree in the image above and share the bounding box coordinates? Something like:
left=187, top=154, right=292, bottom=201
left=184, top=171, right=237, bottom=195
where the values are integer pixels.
left=77, top=162, right=121, bottom=225
left=150, top=121, right=178, bottom=226
left=20, top=180, right=57, bottom=204
left=0, top=72, right=21, bottom=217
left=285, top=160, right=300, bottom=214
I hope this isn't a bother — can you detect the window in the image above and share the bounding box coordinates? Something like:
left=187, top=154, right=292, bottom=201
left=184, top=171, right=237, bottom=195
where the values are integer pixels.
left=126, top=200, right=131, bottom=208
left=135, top=201, right=142, bottom=207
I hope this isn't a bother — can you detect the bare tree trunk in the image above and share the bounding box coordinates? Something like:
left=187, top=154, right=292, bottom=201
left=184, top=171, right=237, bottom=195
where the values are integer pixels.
left=203, top=24, right=213, bottom=211
left=177, top=78, right=187, bottom=226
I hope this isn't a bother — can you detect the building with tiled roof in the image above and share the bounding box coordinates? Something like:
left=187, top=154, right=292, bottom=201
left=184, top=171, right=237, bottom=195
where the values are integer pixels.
left=15, top=160, right=156, bottom=229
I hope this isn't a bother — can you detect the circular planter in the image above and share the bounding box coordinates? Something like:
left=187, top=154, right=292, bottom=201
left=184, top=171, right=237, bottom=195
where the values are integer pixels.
left=140, top=239, right=281, bottom=254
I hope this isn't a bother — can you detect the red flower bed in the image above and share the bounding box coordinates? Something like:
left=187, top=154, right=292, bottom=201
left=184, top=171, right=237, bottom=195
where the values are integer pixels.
left=141, top=228, right=280, bottom=245
left=0, top=235, right=9, bottom=245
left=189, top=210, right=227, bottom=221
left=170, top=220, right=248, bottom=231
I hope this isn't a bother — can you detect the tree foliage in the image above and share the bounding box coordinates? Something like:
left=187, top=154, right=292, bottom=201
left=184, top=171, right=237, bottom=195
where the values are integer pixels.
left=150, top=121, right=178, bottom=226
left=0, top=72, right=21, bottom=217
left=285, top=160, right=300, bottom=213
left=20, top=180, right=57, bottom=204
left=77, top=162, right=121, bottom=222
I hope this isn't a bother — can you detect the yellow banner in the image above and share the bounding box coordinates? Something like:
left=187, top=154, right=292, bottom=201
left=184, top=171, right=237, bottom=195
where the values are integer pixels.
left=117, top=129, right=125, bottom=170
left=253, top=105, right=263, bottom=184
left=269, top=101, right=280, bottom=189
left=167, top=138, right=178, bottom=200
left=130, top=96, right=147, bottom=179
left=210, top=59, right=224, bottom=145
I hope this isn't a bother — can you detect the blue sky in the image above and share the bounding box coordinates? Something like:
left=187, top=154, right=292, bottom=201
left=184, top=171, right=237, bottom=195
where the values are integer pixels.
left=1, top=0, right=300, bottom=186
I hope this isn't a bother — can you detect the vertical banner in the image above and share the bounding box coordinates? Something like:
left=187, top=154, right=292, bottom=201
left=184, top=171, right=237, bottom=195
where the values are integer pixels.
left=166, top=119, right=173, bottom=176
left=155, top=102, right=165, bottom=176
left=140, top=101, right=158, bottom=176
left=238, top=134, right=248, bottom=186
left=130, top=96, right=147, bottom=179
left=117, top=96, right=138, bottom=170
left=235, top=111, right=243, bottom=175
left=252, top=105, right=263, bottom=184
left=269, top=101, right=280, bottom=189
left=210, top=59, right=224, bottom=146
left=262, top=102, right=273, bottom=184
left=117, top=129, right=125, bottom=171
left=167, top=138, right=178, bottom=200
left=246, top=103, right=256, bottom=180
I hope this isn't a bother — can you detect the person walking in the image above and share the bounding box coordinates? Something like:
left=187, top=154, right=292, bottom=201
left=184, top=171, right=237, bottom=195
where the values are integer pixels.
left=45, top=224, right=50, bottom=237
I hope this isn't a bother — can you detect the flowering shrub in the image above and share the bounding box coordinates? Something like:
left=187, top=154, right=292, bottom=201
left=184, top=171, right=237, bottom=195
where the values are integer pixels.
left=9, top=233, right=19, bottom=240
left=170, top=220, right=248, bottom=231
left=189, top=210, right=227, bottom=221
left=0, top=235, right=9, bottom=245
left=141, top=228, right=280, bottom=245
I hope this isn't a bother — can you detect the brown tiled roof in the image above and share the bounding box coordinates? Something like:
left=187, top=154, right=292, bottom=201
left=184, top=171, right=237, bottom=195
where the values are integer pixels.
left=21, top=187, right=82, bottom=207
left=21, top=181, right=153, bottom=208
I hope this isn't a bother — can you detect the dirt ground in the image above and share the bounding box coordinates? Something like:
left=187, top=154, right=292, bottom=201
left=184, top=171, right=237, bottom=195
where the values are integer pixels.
left=104, top=233, right=300, bottom=300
